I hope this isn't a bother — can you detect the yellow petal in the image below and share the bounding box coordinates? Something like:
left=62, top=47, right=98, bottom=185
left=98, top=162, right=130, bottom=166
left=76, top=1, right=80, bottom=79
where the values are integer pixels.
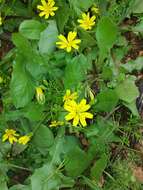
left=64, top=104, right=73, bottom=112
left=79, top=114, right=87, bottom=127
left=52, top=7, right=58, bottom=11
left=82, top=13, right=87, bottom=19
left=39, top=11, right=45, bottom=17
left=66, top=46, right=72, bottom=52
left=71, top=44, right=79, bottom=50
left=84, top=112, right=93, bottom=119
left=68, top=31, right=77, bottom=42
left=49, top=0, right=55, bottom=6
left=65, top=112, right=75, bottom=121
left=45, top=14, right=50, bottom=19
left=9, top=136, right=17, bottom=144
left=77, top=19, right=83, bottom=24
left=91, top=15, right=96, bottom=22
left=50, top=12, right=55, bottom=16
left=73, top=115, right=79, bottom=126
left=2, top=134, right=8, bottom=142
left=37, top=5, right=44, bottom=10
left=58, top=34, right=68, bottom=43
left=41, top=0, right=47, bottom=6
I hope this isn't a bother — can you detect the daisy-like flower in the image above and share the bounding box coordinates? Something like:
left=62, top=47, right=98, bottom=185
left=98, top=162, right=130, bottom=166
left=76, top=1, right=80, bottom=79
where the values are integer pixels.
left=56, top=31, right=81, bottom=52
left=18, top=135, right=31, bottom=145
left=49, top=121, right=64, bottom=127
left=78, top=12, right=96, bottom=30
left=2, top=129, right=19, bottom=144
left=35, top=87, right=45, bottom=105
left=64, top=99, right=93, bottom=127
left=63, top=89, right=78, bottom=103
left=37, top=0, right=58, bottom=19
left=91, top=4, right=100, bottom=14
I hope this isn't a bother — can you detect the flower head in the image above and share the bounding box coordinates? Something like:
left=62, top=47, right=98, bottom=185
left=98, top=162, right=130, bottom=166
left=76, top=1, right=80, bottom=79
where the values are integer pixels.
left=49, top=120, right=64, bottom=127
left=18, top=135, right=31, bottom=145
left=2, top=129, right=19, bottom=144
left=78, top=12, right=96, bottom=30
left=56, top=31, right=81, bottom=52
left=91, top=4, right=99, bottom=14
left=63, top=90, right=78, bottom=103
left=36, top=87, right=45, bottom=104
left=64, top=99, right=93, bottom=127
left=37, top=0, right=58, bottom=19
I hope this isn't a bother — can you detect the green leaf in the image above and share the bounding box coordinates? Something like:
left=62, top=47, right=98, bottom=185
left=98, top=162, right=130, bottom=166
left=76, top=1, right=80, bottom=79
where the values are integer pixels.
left=12, top=33, right=33, bottom=58
left=38, top=20, right=58, bottom=55
left=69, top=0, right=94, bottom=14
left=121, top=57, right=143, bottom=72
left=22, top=103, right=45, bottom=121
left=116, top=77, right=139, bottom=103
left=10, top=55, right=35, bottom=108
left=64, top=54, right=91, bottom=89
left=78, top=29, right=96, bottom=50
left=65, top=146, right=89, bottom=177
left=133, top=19, right=143, bottom=33
left=19, top=20, right=45, bottom=40
left=0, top=182, right=8, bottom=190
left=9, top=185, right=31, bottom=190
left=32, top=125, right=54, bottom=154
left=56, top=2, right=70, bottom=32
left=31, top=164, right=59, bottom=190
left=0, top=173, right=8, bottom=190
left=90, top=154, right=108, bottom=182
left=96, top=16, right=118, bottom=60
left=132, top=0, right=143, bottom=13
left=96, top=89, right=119, bottom=112
left=49, top=127, right=65, bottom=164
left=124, top=100, right=139, bottom=116
left=12, top=33, right=48, bottom=79
left=31, top=163, right=74, bottom=190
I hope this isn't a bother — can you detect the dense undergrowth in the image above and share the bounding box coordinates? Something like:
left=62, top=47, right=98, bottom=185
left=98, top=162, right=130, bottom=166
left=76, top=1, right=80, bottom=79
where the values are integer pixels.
left=0, top=0, right=143, bottom=189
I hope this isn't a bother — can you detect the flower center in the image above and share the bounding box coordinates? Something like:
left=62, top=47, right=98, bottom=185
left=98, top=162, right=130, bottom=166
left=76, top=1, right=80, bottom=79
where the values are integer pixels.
left=45, top=5, right=52, bottom=13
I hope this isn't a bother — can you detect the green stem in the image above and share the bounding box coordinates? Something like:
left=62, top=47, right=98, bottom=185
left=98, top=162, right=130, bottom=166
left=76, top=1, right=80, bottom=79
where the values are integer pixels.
left=7, top=163, right=31, bottom=172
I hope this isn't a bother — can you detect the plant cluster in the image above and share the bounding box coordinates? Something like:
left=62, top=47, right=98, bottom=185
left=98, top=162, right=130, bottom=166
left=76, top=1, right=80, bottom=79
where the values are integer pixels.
left=0, top=0, right=143, bottom=189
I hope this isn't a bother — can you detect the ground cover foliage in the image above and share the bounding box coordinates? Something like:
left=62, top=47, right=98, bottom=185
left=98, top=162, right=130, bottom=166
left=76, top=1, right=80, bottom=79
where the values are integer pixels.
left=0, top=0, right=143, bottom=189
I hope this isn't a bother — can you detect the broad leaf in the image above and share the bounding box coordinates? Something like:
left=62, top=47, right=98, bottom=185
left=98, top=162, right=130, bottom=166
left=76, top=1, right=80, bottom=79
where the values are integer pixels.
left=65, top=146, right=89, bottom=177
left=96, top=89, right=119, bottom=112
left=116, top=77, right=139, bottom=103
left=132, top=0, right=143, bottom=13
left=19, top=20, right=45, bottom=39
left=32, top=125, right=54, bottom=154
left=90, top=154, right=108, bottom=182
left=64, top=54, right=91, bottom=89
left=96, top=16, right=118, bottom=60
left=38, top=20, right=58, bottom=55
left=10, top=55, right=35, bottom=108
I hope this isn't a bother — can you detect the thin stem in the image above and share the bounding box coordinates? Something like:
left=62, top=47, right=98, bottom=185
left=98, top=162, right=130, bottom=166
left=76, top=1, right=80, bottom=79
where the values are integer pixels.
left=7, top=163, right=32, bottom=172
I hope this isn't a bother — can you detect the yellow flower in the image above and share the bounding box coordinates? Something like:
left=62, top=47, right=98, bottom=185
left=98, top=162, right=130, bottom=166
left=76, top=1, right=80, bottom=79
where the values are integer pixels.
left=0, top=16, right=2, bottom=26
left=91, top=4, right=99, bottom=14
left=63, top=89, right=78, bottom=103
left=18, top=135, right=31, bottom=145
left=37, top=0, right=58, bottom=19
left=56, top=31, right=81, bottom=52
left=49, top=120, right=64, bottom=127
left=36, top=87, right=45, bottom=104
left=64, top=99, right=93, bottom=127
left=2, top=129, right=19, bottom=144
left=78, top=12, right=96, bottom=30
